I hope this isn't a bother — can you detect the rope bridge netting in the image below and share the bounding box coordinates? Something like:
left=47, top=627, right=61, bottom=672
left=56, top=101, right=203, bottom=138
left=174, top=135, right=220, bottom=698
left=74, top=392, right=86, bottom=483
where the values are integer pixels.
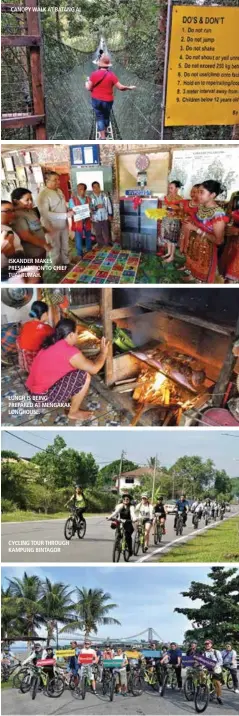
left=43, top=38, right=162, bottom=140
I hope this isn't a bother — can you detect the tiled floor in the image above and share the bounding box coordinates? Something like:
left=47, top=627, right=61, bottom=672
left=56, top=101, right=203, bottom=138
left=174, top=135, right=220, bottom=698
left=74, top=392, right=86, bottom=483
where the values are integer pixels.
left=1, top=363, right=130, bottom=427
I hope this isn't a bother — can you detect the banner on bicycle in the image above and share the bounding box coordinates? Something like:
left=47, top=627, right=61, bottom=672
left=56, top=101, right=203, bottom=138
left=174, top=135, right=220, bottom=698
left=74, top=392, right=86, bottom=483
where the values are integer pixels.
left=56, top=649, right=76, bottom=658
left=36, top=658, right=56, bottom=666
left=103, top=659, right=124, bottom=669
left=78, top=653, right=94, bottom=665
left=182, top=656, right=196, bottom=667
left=193, top=655, right=221, bottom=671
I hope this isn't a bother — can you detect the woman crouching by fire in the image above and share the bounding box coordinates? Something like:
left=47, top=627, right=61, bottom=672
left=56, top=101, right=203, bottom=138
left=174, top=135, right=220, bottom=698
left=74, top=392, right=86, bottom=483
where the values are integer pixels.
left=25, top=317, right=109, bottom=421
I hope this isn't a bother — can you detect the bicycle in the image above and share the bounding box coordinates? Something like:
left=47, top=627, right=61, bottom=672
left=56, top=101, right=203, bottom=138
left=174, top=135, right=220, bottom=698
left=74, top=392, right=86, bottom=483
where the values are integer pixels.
left=184, top=666, right=200, bottom=701
left=222, top=666, right=234, bottom=690
left=64, top=507, right=86, bottom=541
left=143, top=663, right=160, bottom=691
left=193, top=667, right=217, bottom=713
left=192, top=513, right=199, bottom=529
left=160, top=664, right=178, bottom=696
left=153, top=516, right=163, bottom=545
left=1, top=659, right=21, bottom=683
left=102, top=659, right=123, bottom=701
left=133, top=519, right=147, bottom=555
left=127, top=664, right=144, bottom=696
left=110, top=519, right=131, bottom=563
left=21, top=662, right=64, bottom=700
left=174, top=511, right=184, bottom=536
left=203, top=510, right=210, bottom=526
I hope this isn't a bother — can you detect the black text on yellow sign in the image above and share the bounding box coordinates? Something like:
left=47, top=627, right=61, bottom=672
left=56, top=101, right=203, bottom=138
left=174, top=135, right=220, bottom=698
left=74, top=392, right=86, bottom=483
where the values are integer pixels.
left=165, top=6, right=239, bottom=126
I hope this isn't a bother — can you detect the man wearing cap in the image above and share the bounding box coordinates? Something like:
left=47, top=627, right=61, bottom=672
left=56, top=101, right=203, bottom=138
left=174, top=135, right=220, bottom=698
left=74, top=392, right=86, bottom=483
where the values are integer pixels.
left=85, top=54, right=136, bottom=139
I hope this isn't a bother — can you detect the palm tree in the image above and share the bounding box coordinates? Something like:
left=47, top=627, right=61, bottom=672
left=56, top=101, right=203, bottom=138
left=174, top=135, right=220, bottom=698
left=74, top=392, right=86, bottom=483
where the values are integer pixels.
left=7, top=572, right=44, bottom=636
left=1, top=586, right=26, bottom=640
left=40, top=578, right=75, bottom=646
left=61, top=587, right=121, bottom=639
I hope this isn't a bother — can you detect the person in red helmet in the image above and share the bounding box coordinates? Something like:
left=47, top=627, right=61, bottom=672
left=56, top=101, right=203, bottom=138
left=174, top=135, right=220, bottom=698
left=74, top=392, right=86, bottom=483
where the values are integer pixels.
left=85, top=54, right=136, bottom=139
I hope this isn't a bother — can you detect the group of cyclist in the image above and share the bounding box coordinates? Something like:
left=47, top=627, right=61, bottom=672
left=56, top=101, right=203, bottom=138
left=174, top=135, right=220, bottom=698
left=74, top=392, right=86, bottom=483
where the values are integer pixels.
left=108, top=492, right=166, bottom=555
left=66, top=487, right=229, bottom=556
left=2, top=637, right=238, bottom=702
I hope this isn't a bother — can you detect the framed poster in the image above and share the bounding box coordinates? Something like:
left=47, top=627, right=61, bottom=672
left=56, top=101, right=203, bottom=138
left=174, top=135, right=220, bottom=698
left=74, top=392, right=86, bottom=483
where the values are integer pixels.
left=70, top=145, right=100, bottom=166
left=4, top=156, right=15, bottom=172
left=16, top=166, right=27, bottom=185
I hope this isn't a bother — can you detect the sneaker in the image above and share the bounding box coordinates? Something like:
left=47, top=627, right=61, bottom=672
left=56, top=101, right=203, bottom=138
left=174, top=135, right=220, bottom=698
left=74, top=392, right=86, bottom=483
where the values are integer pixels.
left=217, top=697, right=223, bottom=705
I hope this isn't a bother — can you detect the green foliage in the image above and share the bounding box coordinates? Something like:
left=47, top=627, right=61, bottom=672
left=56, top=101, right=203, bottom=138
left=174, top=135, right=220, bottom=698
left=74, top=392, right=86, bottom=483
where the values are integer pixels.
left=1, top=499, right=17, bottom=513
left=175, top=567, right=239, bottom=647
left=231, top=477, right=239, bottom=497
left=32, top=437, right=99, bottom=489
left=1, top=451, right=20, bottom=460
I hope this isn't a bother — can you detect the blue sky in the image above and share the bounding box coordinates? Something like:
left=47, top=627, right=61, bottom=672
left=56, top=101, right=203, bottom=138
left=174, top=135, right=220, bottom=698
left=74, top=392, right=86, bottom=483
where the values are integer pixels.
left=2, top=429, right=239, bottom=476
left=2, top=565, right=214, bottom=644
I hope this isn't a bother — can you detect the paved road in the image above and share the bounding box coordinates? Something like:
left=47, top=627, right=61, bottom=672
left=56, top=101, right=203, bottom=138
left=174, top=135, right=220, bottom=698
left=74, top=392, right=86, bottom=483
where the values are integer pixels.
left=2, top=509, right=238, bottom=564
left=2, top=685, right=239, bottom=715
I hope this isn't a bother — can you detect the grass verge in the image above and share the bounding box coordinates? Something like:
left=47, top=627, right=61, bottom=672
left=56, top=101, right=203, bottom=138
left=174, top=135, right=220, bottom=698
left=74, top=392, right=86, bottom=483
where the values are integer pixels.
left=2, top=510, right=104, bottom=522
left=159, top=516, right=239, bottom=562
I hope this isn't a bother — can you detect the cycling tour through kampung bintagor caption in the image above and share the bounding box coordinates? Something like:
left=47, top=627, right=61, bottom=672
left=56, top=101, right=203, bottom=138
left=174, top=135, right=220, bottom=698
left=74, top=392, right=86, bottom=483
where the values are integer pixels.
left=1, top=637, right=238, bottom=705
left=63, top=488, right=230, bottom=559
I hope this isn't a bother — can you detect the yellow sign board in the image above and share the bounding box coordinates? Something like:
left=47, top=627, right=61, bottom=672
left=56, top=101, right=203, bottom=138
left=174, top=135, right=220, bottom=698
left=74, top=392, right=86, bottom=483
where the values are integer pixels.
left=55, top=649, right=75, bottom=658
left=165, top=6, right=239, bottom=126
left=125, top=650, right=141, bottom=658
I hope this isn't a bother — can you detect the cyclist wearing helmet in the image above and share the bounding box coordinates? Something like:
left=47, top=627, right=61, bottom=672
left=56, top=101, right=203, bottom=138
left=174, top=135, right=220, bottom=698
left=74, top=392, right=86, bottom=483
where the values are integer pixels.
left=108, top=494, right=136, bottom=556
left=153, top=496, right=166, bottom=534
left=23, top=642, right=44, bottom=665
left=135, top=494, right=154, bottom=550
left=174, top=494, right=189, bottom=528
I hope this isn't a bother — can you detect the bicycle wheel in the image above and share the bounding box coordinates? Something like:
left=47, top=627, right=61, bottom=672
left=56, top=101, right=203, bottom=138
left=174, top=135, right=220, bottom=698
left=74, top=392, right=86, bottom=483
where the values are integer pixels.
left=102, top=676, right=108, bottom=696
left=171, top=669, right=178, bottom=690
left=1, top=666, right=9, bottom=682
left=133, top=531, right=140, bottom=556
left=227, top=671, right=234, bottom=690
left=154, top=525, right=158, bottom=545
left=19, top=670, right=33, bottom=693
left=176, top=521, right=180, bottom=536
left=81, top=675, right=86, bottom=700
left=109, top=674, right=115, bottom=701
left=30, top=674, right=39, bottom=701
left=123, top=548, right=130, bottom=562
left=157, top=525, right=162, bottom=542
left=113, top=537, right=121, bottom=562
left=47, top=676, right=65, bottom=698
left=64, top=517, right=74, bottom=540
left=13, top=668, right=29, bottom=689
left=194, top=684, right=209, bottom=713
left=77, top=518, right=86, bottom=539
left=160, top=671, right=168, bottom=696
left=184, top=675, right=195, bottom=701
left=131, top=673, right=143, bottom=696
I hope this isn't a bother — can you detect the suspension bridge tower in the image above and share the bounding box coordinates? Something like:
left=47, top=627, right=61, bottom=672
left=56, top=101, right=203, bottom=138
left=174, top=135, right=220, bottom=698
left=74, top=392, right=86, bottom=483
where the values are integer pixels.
left=148, top=628, right=153, bottom=642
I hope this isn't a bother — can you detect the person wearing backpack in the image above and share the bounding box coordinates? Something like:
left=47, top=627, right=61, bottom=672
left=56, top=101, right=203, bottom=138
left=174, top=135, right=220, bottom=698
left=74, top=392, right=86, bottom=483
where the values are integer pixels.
left=202, top=639, right=223, bottom=704
left=85, top=54, right=136, bottom=139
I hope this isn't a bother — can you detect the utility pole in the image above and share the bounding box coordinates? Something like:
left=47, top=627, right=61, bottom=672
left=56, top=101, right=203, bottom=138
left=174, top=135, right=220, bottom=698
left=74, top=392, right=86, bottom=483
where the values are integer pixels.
left=172, top=471, right=175, bottom=500
left=118, top=449, right=126, bottom=494
left=151, top=455, right=158, bottom=502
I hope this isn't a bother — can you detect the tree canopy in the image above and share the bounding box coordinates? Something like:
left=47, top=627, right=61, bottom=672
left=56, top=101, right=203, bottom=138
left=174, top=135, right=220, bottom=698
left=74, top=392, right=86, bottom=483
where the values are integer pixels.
left=175, top=566, right=239, bottom=648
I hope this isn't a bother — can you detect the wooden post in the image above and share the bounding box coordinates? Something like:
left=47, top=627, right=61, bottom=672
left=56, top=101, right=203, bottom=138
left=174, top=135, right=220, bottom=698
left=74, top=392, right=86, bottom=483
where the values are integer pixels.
left=26, top=0, right=46, bottom=139
left=212, top=314, right=239, bottom=407
left=101, top=288, right=113, bottom=386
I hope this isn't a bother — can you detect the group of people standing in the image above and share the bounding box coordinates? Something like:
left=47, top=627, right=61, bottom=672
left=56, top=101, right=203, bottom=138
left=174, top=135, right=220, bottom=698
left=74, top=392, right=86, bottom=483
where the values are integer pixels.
left=160, top=180, right=239, bottom=283
left=1, top=172, right=113, bottom=282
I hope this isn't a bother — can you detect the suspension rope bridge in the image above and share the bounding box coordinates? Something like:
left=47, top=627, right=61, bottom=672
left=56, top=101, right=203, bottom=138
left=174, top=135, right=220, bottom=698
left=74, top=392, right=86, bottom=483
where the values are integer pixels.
left=51, top=628, right=164, bottom=645
left=1, top=27, right=162, bottom=141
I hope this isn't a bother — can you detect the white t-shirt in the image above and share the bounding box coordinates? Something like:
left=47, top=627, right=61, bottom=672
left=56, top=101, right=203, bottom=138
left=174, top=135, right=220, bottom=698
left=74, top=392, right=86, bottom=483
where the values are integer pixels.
left=80, top=648, right=97, bottom=661
left=135, top=502, right=153, bottom=520
left=1, top=226, right=22, bottom=268
left=203, top=649, right=223, bottom=673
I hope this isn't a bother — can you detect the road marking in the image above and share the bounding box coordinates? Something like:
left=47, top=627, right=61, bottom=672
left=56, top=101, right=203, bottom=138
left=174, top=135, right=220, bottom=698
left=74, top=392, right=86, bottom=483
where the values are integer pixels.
left=136, top=511, right=239, bottom=563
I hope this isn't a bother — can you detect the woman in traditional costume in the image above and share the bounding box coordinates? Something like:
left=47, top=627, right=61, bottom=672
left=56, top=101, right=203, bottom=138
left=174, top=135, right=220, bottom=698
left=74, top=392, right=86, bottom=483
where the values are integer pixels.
left=220, top=190, right=239, bottom=282
left=179, top=184, right=200, bottom=254
left=181, top=180, right=228, bottom=283
left=161, top=180, right=184, bottom=263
